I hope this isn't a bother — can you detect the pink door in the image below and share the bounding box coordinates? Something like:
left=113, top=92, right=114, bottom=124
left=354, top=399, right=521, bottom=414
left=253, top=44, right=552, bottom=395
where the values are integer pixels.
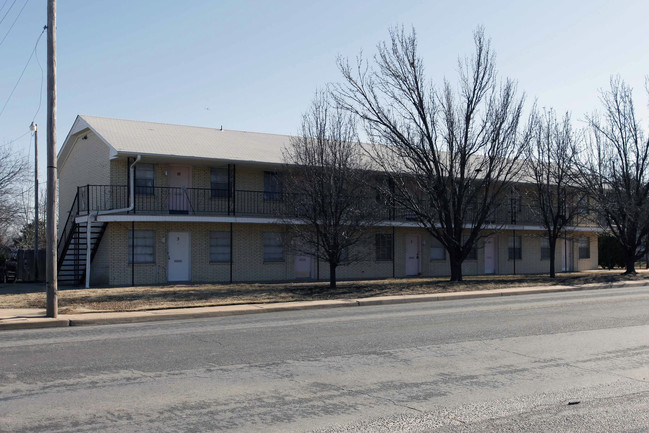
left=168, top=166, right=191, bottom=213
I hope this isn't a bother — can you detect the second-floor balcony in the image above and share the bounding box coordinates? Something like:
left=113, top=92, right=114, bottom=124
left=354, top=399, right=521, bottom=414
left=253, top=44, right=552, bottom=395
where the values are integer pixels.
left=75, top=184, right=596, bottom=227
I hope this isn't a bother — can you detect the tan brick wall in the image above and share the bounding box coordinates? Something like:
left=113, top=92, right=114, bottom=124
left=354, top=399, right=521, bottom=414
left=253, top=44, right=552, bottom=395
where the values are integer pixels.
left=106, top=222, right=295, bottom=286
left=100, top=221, right=600, bottom=286
left=58, top=132, right=111, bottom=233
left=89, top=224, right=110, bottom=285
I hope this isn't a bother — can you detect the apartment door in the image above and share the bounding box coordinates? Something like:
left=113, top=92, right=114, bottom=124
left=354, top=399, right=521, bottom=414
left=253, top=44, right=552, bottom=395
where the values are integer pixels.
left=484, top=235, right=498, bottom=274
left=168, top=232, right=190, bottom=281
left=405, top=234, right=420, bottom=276
left=562, top=238, right=574, bottom=272
left=294, top=253, right=313, bottom=279
left=168, top=165, right=191, bottom=213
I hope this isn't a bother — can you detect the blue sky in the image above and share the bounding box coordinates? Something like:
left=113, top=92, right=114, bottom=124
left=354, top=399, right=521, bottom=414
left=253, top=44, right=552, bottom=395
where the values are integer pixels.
left=1, top=0, right=648, bottom=181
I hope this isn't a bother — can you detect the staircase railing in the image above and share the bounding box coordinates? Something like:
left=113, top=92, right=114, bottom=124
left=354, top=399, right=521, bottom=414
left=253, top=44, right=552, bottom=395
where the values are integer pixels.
left=57, top=191, right=79, bottom=269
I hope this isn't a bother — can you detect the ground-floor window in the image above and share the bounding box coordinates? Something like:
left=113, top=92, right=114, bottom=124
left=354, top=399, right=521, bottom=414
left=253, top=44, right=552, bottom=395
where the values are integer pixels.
left=508, top=235, right=522, bottom=260
left=463, top=235, right=477, bottom=260
left=430, top=237, right=445, bottom=260
left=375, top=233, right=393, bottom=261
left=541, top=237, right=551, bottom=260
left=339, top=246, right=349, bottom=262
left=579, top=237, right=590, bottom=259
left=263, top=232, right=284, bottom=262
left=128, top=230, right=155, bottom=263
left=209, top=231, right=231, bottom=262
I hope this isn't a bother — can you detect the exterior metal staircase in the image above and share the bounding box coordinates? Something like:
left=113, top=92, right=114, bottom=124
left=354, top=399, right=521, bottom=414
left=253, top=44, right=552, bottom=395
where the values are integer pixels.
left=57, top=193, right=107, bottom=286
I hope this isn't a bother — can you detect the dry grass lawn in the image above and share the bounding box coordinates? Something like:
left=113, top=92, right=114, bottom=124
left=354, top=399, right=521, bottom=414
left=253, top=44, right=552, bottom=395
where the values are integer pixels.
left=1, top=270, right=647, bottom=314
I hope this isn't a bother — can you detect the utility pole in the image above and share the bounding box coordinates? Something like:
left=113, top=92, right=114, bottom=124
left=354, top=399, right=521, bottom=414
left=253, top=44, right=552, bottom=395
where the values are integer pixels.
left=30, top=122, right=38, bottom=281
left=46, top=0, right=57, bottom=317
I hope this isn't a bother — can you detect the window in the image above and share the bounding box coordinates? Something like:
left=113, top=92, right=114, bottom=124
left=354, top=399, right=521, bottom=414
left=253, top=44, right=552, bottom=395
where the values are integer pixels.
left=430, top=237, right=446, bottom=260
left=135, top=163, right=155, bottom=195
left=375, top=234, right=393, bottom=261
left=464, top=235, right=477, bottom=260
left=541, top=237, right=551, bottom=260
left=577, top=195, right=590, bottom=215
left=128, top=230, right=155, bottom=264
left=210, top=167, right=230, bottom=198
left=340, top=246, right=349, bottom=263
left=263, top=232, right=284, bottom=262
left=508, top=236, right=522, bottom=260
left=264, top=171, right=283, bottom=200
left=209, top=231, right=230, bottom=263
left=579, top=237, right=590, bottom=259
left=509, top=189, right=522, bottom=223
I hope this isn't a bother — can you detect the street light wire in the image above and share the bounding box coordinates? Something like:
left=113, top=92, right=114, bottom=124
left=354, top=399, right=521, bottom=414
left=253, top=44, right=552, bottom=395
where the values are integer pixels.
left=0, top=26, right=45, bottom=120
left=0, top=0, right=29, bottom=48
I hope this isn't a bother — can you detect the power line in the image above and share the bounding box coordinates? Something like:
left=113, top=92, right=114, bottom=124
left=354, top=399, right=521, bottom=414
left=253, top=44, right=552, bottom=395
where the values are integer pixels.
left=0, top=0, right=28, bottom=48
left=0, top=0, right=11, bottom=16
left=1, top=130, right=29, bottom=146
left=0, top=26, right=45, bottom=119
left=0, top=0, right=18, bottom=27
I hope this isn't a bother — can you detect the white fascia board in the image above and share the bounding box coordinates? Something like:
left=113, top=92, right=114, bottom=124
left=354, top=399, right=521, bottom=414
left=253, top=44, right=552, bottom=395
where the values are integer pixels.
left=74, top=214, right=604, bottom=233
left=77, top=215, right=289, bottom=225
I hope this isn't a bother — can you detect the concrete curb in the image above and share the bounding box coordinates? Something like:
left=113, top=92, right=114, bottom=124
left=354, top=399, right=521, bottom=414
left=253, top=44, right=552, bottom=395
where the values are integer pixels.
left=0, top=318, right=70, bottom=330
left=2, top=279, right=648, bottom=331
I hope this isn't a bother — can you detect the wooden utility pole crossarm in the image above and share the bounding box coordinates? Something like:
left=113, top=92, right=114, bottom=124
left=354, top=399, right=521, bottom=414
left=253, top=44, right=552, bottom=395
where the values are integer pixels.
left=46, top=0, right=57, bottom=317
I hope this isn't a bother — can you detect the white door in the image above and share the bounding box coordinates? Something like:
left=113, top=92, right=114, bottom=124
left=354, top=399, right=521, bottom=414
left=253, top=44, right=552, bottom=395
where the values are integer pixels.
left=168, top=232, right=190, bottom=281
left=294, top=254, right=312, bottom=279
left=484, top=236, right=498, bottom=274
left=562, top=238, right=574, bottom=272
left=405, top=234, right=420, bottom=276
left=168, top=165, right=191, bottom=213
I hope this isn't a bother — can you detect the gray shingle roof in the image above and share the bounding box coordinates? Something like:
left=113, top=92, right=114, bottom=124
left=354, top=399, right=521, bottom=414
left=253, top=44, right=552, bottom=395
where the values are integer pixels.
left=72, top=115, right=292, bottom=164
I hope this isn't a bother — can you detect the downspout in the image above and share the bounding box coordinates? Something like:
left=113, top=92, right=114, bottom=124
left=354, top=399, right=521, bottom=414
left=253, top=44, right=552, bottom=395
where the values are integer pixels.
left=84, top=155, right=142, bottom=288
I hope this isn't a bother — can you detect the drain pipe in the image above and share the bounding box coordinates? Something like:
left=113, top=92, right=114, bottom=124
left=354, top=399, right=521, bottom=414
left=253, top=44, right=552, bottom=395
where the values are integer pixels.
left=84, top=155, right=142, bottom=288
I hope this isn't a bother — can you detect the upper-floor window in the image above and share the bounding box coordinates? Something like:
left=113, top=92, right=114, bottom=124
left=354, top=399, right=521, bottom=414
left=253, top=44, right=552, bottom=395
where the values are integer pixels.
left=211, top=167, right=230, bottom=198
left=509, top=189, right=522, bottom=222
left=264, top=171, right=283, bottom=200
left=135, top=163, right=155, bottom=195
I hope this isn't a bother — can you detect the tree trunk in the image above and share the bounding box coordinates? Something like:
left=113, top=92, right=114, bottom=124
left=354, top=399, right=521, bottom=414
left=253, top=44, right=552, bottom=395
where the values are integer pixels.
left=624, top=252, right=636, bottom=275
left=549, top=238, right=556, bottom=278
left=329, top=262, right=337, bottom=289
left=449, top=252, right=463, bottom=282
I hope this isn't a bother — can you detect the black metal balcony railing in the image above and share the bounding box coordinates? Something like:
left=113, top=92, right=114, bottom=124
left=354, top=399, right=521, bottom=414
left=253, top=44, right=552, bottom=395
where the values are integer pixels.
left=75, top=185, right=596, bottom=227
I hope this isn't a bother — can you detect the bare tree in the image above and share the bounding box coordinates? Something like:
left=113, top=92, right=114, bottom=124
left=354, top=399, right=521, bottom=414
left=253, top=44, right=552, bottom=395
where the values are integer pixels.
left=282, top=91, right=381, bottom=289
left=526, top=110, right=585, bottom=277
left=333, top=27, right=530, bottom=281
left=579, top=77, right=649, bottom=274
left=0, top=144, right=29, bottom=234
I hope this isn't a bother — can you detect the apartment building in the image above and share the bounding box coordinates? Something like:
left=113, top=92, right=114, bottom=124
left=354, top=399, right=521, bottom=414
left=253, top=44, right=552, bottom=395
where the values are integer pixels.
left=57, top=115, right=600, bottom=286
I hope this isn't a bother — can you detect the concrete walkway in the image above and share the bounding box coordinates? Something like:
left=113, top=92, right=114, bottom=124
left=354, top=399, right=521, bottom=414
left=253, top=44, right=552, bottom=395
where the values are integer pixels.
left=2, top=279, right=648, bottom=331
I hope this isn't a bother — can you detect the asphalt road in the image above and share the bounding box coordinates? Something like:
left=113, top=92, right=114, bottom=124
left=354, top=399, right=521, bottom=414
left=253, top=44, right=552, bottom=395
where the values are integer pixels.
left=2, top=286, right=649, bottom=432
